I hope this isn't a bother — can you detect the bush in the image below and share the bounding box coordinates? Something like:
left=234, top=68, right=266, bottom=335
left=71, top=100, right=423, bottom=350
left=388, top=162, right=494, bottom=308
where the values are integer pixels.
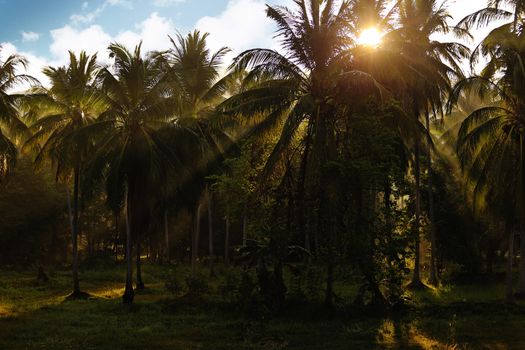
left=440, top=262, right=464, bottom=284
left=219, top=268, right=270, bottom=320
left=304, top=266, right=324, bottom=302
left=164, top=268, right=184, bottom=295
left=185, top=271, right=210, bottom=297
left=220, top=268, right=257, bottom=308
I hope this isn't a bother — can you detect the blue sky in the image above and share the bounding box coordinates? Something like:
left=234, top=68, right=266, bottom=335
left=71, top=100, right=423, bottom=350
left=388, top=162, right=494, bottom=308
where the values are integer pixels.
left=0, top=0, right=486, bottom=84
left=0, top=0, right=229, bottom=54
left=0, top=0, right=289, bottom=83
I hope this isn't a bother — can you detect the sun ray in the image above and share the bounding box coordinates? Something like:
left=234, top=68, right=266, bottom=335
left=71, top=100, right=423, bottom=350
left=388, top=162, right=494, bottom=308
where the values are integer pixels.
left=358, top=27, right=383, bottom=47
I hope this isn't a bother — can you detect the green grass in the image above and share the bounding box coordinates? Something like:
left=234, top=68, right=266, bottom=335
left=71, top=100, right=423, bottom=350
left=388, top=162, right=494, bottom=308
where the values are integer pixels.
left=1, top=264, right=525, bottom=349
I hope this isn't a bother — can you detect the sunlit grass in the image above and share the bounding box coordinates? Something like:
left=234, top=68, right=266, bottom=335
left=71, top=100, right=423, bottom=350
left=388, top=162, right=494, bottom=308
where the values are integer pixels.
left=0, top=265, right=524, bottom=349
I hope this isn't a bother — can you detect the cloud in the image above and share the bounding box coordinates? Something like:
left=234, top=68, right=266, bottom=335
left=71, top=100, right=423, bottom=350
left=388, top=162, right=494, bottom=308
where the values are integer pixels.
left=48, top=12, right=175, bottom=66
left=21, top=31, right=41, bottom=43
left=115, top=12, right=176, bottom=53
left=195, top=0, right=280, bottom=63
left=70, top=0, right=133, bottom=25
left=0, top=42, right=52, bottom=87
left=154, top=0, right=186, bottom=7
left=50, top=25, right=113, bottom=64
left=3, top=11, right=175, bottom=88
left=5, top=0, right=286, bottom=87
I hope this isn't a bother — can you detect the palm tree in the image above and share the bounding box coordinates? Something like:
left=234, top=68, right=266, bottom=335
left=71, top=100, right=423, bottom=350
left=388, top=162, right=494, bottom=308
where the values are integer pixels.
left=0, top=48, right=35, bottom=181
left=86, top=43, right=179, bottom=303
left=24, top=51, right=104, bottom=298
left=219, top=0, right=367, bottom=307
left=384, top=0, right=470, bottom=287
left=448, top=28, right=525, bottom=302
left=449, top=0, right=525, bottom=301
left=163, top=30, right=232, bottom=276
left=85, top=44, right=200, bottom=304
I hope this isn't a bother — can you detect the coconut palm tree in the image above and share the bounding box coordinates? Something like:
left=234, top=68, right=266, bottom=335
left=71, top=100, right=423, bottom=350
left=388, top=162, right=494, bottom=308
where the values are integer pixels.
left=84, top=43, right=179, bottom=303
left=450, top=0, right=525, bottom=301
left=84, top=42, right=210, bottom=303
left=162, top=30, right=232, bottom=276
left=219, top=0, right=370, bottom=307
left=383, top=0, right=470, bottom=287
left=0, top=49, right=35, bottom=181
left=23, top=51, right=105, bottom=298
left=448, top=25, right=525, bottom=301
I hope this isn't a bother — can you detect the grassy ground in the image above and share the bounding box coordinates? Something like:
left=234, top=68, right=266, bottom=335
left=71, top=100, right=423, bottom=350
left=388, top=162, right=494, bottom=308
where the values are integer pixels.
left=0, top=264, right=524, bottom=349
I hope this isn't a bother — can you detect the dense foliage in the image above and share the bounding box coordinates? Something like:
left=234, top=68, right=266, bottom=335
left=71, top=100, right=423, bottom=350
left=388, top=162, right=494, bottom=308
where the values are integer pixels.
left=0, top=0, right=524, bottom=313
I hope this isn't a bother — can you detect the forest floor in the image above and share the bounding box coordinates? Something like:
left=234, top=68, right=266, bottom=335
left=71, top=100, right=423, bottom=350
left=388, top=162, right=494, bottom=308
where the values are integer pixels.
left=0, top=263, right=524, bottom=349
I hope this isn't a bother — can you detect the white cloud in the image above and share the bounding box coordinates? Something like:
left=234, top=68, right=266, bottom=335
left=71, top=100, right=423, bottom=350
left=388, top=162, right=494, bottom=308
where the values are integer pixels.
left=154, top=0, right=186, bottom=7
left=70, top=0, right=133, bottom=25
left=50, top=25, right=113, bottom=64
left=10, top=0, right=291, bottom=88
left=47, top=12, right=175, bottom=66
left=21, top=31, right=41, bottom=43
left=0, top=42, right=51, bottom=87
left=196, top=0, right=279, bottom=59
left=116, top=12, right=176, bottom=53
left=2, top=11, right=175, bottom=88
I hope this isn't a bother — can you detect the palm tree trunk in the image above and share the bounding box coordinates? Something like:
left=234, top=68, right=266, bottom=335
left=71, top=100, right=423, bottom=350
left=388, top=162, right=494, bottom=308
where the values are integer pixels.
left=425, top=111, right=438, bottom=286
left=191, top=202, right=202, bottom=277
left=411, top=142, right=423, bottom=288
left=164, top=209, right=170, bottom=263
left=298, top=124, right=312, bottom=254
left=506, top=222, right=515, bottom=303
left=518, top=136, right=525, bottom=296
left=323, top=116, right=338, bottom=309
left=135, top=236, right=144, bottom=290
left=224, top=215, right=230, bottom=266
left=518, top=223, right=525, bottom=297
left=242, top=208, right=248, bottom=247
left=123, top=186, right=134, bottom=304
left=67, top=165, right=81, bottom=297
left=207, top=185, right=215, bottom=276
left=113, top=212, right=120, bottom=263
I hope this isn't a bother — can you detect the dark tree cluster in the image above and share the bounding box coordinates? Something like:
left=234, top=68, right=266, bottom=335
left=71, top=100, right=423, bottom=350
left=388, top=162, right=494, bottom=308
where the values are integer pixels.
left=0, top=0, right=524, bottom=309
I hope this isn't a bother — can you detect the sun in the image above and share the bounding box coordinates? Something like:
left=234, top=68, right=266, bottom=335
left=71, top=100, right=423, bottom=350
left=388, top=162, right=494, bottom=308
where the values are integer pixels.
left=358, top=27, right=383, bottom=47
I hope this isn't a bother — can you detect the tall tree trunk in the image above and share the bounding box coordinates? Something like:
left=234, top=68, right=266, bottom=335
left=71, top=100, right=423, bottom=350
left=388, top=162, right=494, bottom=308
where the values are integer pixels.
left=87, top=213, right=94, bottom=258
left=297, top=124, right=312, bottom=254
left=242, top=208, right=248, bottom=247
left=506, top=222, right=515, bottom=303
left=49, top=223, right=58, bottom=265
left=224, top=215, right=230, bottom=266
left=136, top=236, right=144, bottom=290
left=425, top=111, right=438, bottom=286
left=67, top=165, right=82, bottom=297
left=518, top=136, right=525, bottom=296
left=113, top=212, right=120, bottom=263
left=122, top=186, right=134, bottom=304
left=486, top=240, right=494, bottom=274
left=207, top=185, right=215, bottom=276
left=323, top=113, right=338, bottom=309
left=191, top=202, right=202, bottom=277
left=411, top=141, right=423, bottom=288
left=518, top=223, right=525, bottom=297
left=164, top=209, right=170, bottom=263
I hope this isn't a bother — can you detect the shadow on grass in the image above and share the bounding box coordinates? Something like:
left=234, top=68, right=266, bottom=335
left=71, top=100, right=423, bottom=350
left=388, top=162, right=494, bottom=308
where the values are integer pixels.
left=1, top=267, right=525, bottom=349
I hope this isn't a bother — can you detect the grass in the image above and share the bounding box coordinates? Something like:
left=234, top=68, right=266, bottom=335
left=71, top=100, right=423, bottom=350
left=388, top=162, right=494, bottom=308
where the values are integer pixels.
left=0, top=264, right=525, bottom=349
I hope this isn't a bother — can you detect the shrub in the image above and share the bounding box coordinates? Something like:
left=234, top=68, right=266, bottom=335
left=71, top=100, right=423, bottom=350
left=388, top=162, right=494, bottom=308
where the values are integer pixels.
left=164, top=268, right=184, bottom=295
left=304, top=266, right=324, bottom=302
left=220, top=268, right=256, bottom=308
left=184, top=271, right=210, bottom=297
